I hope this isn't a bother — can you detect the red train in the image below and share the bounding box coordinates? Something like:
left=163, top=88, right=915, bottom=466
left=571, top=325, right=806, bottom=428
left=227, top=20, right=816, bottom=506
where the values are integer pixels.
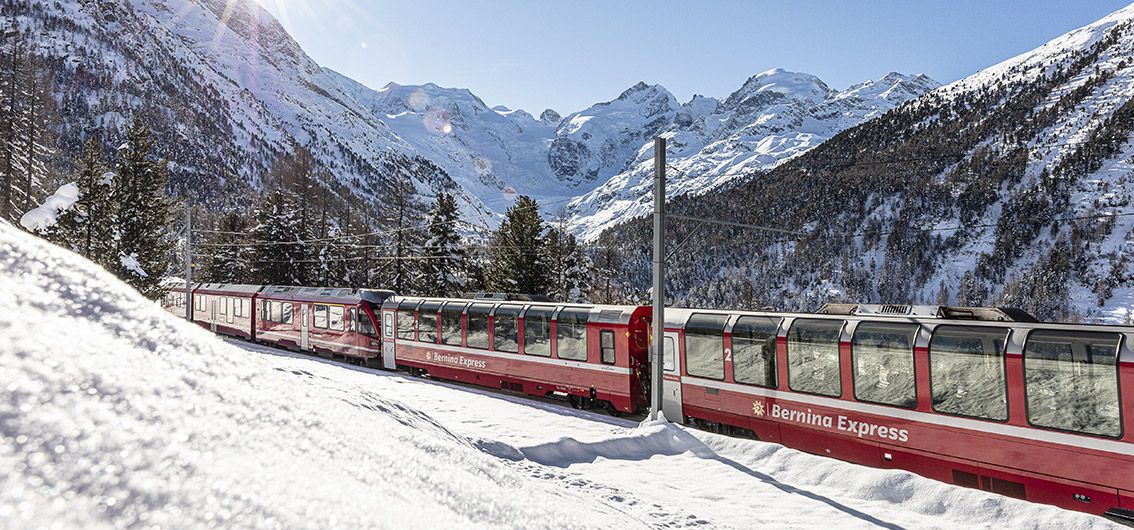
left=161, top=285, right=1134, bottom=523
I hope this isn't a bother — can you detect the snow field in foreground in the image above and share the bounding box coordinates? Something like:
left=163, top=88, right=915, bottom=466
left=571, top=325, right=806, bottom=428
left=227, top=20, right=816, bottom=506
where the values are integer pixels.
left=0, top=222, right=1121, bottom=529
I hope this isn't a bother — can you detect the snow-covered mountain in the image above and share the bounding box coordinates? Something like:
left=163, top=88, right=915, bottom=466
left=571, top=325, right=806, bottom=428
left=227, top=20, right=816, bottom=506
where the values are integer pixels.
left=5, top=0, right=486, bottom=219
left=565, top=69, right=940, bottom=239
left=5, top=0, right=935, bottom=234
left=600, top=3, right=1134, bottom=323
left=332, top=69, right=936, bottom=234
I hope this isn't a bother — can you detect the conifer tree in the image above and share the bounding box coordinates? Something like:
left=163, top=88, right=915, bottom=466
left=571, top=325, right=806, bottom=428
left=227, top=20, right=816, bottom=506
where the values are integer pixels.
left=109, top=118, right=173, bottom=298
left=47, top=135, right=114, bottom=265
left=381, top=176, right=425, bottom=293
left=420, top=191, right=465, bottom=296
left=1, top=31, right=59, bottom=222
left=198, top=212, right=252, bottom=284
left=562, top=233, right=592, bottom=302
left=250, top=189, right=309, bottom=285
left=489, top=195, right=548, bottom=294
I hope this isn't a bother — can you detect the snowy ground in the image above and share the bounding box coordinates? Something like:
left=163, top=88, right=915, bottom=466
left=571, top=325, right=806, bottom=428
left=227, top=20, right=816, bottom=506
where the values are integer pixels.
left=0, top=223, right=1122, bottom=529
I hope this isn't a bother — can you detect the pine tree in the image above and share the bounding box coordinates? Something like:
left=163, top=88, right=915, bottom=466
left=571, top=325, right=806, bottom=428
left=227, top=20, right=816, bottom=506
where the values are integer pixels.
left=109, top=118, right=174, bottom=298
left=420, top=191, right=465, bottom=296
left=250, top=189, right=310, bottom=285
left=489, top=195, right=549, bottom=294
left=0, top=30, right=59, bottom=222
left=198, top=212, right=252, bottom=284
left=563, top=234, right=592, bottom=302
left=382, top=176, right=425, bottom=293
left=47, top=135, right=114, bottom=264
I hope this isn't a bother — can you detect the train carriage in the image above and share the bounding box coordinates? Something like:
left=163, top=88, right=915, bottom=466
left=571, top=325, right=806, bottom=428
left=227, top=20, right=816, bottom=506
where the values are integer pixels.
left=191, top=283, right=261, bottom=339
left=661, top=303, right=1134, bottom=521
left=382, top=295, right=652, bottom=414
left=256, top=286, right=393, bottom=365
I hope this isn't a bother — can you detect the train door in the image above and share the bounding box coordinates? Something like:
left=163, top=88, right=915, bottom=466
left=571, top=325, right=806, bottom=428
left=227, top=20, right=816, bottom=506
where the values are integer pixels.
left=661, top=331, right=684, bottom=422
left=300, top=304, right=310, bottom=351
left=381, top=310, right=396, bottom=369
left=209, top=297, right=217, bottom=333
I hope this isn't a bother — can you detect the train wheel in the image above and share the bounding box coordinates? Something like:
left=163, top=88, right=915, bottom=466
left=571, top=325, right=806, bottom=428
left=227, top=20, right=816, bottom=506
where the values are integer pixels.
left=603, top=401, right=621, bottom=417
left=569, top=395, right=585, bottom=409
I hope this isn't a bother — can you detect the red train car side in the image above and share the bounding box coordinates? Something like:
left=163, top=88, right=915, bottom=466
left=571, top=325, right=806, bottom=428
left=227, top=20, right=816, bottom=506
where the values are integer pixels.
left=660, top=304, right=1134, bottom=522
left=255, top=286, right=393, bottom=365
left=381, top=296, right=652, bottom=414
left=191, top=283, right=260, bottom=339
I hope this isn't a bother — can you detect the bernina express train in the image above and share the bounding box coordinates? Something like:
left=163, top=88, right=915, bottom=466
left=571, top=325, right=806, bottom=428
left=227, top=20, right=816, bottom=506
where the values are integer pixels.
left=161, top=284, right=1134, bottom=523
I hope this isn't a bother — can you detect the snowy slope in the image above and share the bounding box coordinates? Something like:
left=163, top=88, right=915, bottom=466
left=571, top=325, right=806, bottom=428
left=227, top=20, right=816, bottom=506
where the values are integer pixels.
left=8, top=0, right=488, bottom=218
left=0, top=222, right=1120, bottom=528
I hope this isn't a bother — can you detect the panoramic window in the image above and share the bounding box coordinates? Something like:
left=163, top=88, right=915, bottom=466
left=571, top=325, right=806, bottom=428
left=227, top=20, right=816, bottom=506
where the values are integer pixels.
left=313, top=304, right=328, bottom=329
left=1024, top=330, right=1122, bottom=437
left=663, top=336, right=676, bottom=372
left=441, top=302, right=465, bottom=346
left=417, top=302, right=441, bottom=343
left=929, top=326, right=1009, bottom=421
left=493, top=305, right=522, bottom=353
left=684, top=313, right=728, bottom=379
left=465, top=304, right=492, bottom=350
left=555, top=308, right=590, bottom=361
left=523, top=307, right=553, bottom=357
left=280, top=303, right=293, bottom=324
left=328, top=306, right=345, bottom=331
left=732, top=316, right=780, bottom=388
left=853, top=322, right=919, bottom=408
left=397, top=301, right=417, bottom=340
left=357, top=311, right=377, bottom=338
left=601, top=330, right=616, bottom=365
left=787, top=319, right=843, bottom=397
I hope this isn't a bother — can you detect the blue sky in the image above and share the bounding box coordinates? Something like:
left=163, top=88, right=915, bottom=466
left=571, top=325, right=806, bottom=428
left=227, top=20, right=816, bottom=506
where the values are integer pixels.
left=257, top=0, right=1132, bottom=114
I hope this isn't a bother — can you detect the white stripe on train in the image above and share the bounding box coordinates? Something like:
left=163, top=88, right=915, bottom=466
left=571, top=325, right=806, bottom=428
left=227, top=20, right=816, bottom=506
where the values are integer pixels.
left=681, top=376, right=1132, bottom=457
left=395, top=340, right=634, bottom=375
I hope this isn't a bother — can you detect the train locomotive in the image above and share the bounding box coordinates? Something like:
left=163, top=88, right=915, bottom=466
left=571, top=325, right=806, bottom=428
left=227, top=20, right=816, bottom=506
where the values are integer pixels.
left=161, top=283, right=1134, bottom=523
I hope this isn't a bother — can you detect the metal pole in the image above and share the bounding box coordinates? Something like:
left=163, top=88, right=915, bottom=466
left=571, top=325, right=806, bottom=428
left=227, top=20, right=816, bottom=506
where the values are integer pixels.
left=650, top=137, right=666, bottom=420
left=184, top=203, right=192, bottom=321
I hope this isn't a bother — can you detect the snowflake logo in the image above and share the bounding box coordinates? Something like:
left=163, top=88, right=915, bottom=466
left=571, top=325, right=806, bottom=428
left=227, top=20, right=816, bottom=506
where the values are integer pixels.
left=752, top=400, right=766, bottom=417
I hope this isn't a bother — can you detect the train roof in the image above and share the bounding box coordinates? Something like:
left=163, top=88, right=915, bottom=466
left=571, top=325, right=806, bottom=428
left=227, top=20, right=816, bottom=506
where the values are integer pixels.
left=194, top=283, right=263, bottom=294
left=259, top=285, right=395, bottom=305
left=661, top=304, right=1134, bottom=333
left=383, top=295, right=649, bottom=325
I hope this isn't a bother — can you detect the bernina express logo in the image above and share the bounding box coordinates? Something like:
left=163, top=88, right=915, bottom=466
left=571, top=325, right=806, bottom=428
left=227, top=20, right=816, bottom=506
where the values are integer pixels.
left=753, top=399, right=909, bottom=442
left=425, top=351, right=487, bottom=369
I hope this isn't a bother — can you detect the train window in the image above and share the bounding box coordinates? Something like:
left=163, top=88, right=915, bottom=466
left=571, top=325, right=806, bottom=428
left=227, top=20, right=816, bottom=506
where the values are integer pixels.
left=929, top=326, right=1009, bottom=421
left=397, top=301, right=417, bottom=341
left=787, top=319, right=843, bottom=397
left=281, top=303, right=293, bottom=325
left=219, top=297, right=227, bottom=316
left=313, top=304, right=329, bottom=329
left=328, top=306, right=345, bottom=331
left=441, top=302, right=465, bottom=346
left=556, top=308, right=589, bottom=361
left=418, top=302, right=441, bottom=344
left=523, top=307, right=553, bottom=357
left=853, top=322, right=918, bottom=408
left=685, top=313, right=729, bottom=380
left=601, top=330, right=616, bottom=364
left=357, top=311, right=377, bottom=338
left=493, top=305, right=522, bottom=353
left=663, top=336, right=676, bottom=371
left=466, top=304, right=492, bottom=350
left=1024, top=330, right=1122, bottom=438
left=261, top=301, right=273, bottom=322
left=732, top=316, right=780, bottom=388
